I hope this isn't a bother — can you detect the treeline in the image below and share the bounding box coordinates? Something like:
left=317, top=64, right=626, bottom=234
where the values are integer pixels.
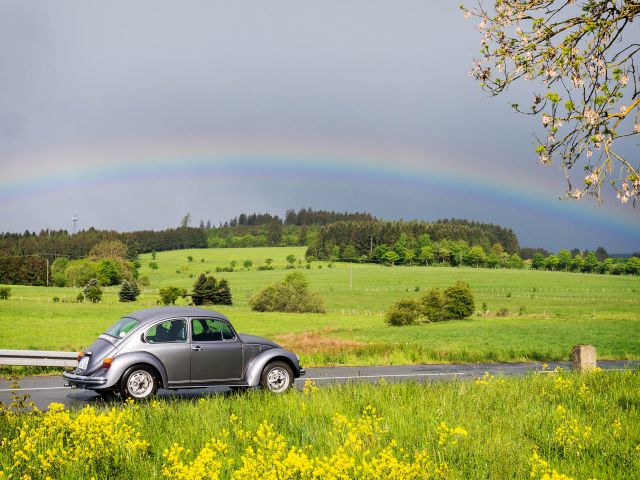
left=0, top=227, right=207, bottom=260
left=0, top=228, right=206, bottom=286
left=222, top=208, right=374, bottom=227
left=306, top=219, right=520, bottom=261
left=531, top=250, right=640, bottom=275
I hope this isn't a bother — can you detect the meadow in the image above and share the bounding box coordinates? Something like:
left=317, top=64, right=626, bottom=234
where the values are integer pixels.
left=0, top=247, right=639, bottom=365
left=1, top=369, right=639, bottom=479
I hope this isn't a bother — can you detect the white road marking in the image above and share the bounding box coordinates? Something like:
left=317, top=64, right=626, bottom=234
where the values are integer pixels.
left=0, top=386, right=69, bottom=392
left=301, top=372, right=465, bottom=381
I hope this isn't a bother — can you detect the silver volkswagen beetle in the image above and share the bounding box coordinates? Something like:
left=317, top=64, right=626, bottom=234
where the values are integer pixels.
left=63, top=306, right=305, bottom=399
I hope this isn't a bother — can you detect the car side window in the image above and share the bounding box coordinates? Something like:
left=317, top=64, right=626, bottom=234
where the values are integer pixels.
left=191, top=318, right=235, bottom=342
left=146, top=319, right=187, bottom=343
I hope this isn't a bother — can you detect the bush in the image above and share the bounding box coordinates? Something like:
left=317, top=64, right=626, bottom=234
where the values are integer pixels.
left=83, top=279, right=103, bottom=303
left=138, top=276, right=150, bottom=286
left=0, top=286, right=11, bottom=300
left=385, top=298, right=423, bottom=326
left=385, top=280, right=476, bottom=327
left=76, top=293, right=85, bottom=303
left=118, top=281, right=140, bottom=302
left=159, top=286, right=186, bottom=306
left=250, top=272, right=325, bottom=313
left=421, top=288, right=447, bottom=322
left=442, top=281, right=475, bottom=320
left=149, top=261, right=159, bottom=270
left=496, top=308, right=509, bottom=317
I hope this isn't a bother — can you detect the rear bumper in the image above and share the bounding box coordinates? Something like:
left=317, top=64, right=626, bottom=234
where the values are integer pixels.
left=63, top=370, right=108, bottom=389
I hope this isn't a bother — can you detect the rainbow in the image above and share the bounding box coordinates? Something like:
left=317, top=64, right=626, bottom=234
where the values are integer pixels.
left=2, top=136, right=639, bottom=239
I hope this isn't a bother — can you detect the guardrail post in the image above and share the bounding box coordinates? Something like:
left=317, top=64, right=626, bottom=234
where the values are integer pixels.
left=572, top=344, right=596, bottom=372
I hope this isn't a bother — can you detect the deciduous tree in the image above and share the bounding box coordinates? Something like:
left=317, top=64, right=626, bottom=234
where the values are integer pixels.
left=463, top=0, right=640, bottom=204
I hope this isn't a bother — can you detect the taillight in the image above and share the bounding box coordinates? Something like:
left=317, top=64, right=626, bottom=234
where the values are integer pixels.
left=102, top=357, right=113, bottom=369
left=77, top=351, right=84, bottom=361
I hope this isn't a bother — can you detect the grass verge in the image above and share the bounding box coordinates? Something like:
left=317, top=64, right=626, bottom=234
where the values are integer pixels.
left=1, top=369, right=639, bottom=479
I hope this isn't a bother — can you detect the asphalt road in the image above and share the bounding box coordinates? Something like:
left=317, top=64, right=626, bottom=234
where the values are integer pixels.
left=1, top=360, right=638, bottom=410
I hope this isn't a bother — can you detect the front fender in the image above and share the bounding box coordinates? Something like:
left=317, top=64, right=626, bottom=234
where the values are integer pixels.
left=245, top=348, right=302, bottom=387
left=102, top=351, right=169, bottom=389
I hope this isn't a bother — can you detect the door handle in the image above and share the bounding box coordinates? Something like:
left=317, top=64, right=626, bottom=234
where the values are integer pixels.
left=191, top=345, right=203, bottom=351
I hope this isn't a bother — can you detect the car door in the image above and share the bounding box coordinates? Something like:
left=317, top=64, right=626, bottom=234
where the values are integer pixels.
left=142, top=318, right=190, bottom=386
left=189, top=317, right=243, bottom=383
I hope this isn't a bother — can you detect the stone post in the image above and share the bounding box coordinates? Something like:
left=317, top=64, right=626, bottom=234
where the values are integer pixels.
left=572, top=344, right=597, bottom=372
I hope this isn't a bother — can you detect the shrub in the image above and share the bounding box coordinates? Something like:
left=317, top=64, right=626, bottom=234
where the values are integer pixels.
left=159, top=286, right=185, bottom=306
left=83, top=279, right=103, bottom=303
left=76, top=293, right=84, bottom=303
left=52, top=296, right=60, bottom=303
left=0, top=286, right=11, bottom=300
left=496, top=308, right=509, bottom=317
left=187, top=256, right=193, bottom=262
left=243, top=259, right=253, bottom=270
left=421, top=288, right=447, bottom=322
left=138, top=276, right=150, bottom=286
left=149, top=261, right=159, bottom=270
left=385, top=298, right=424, bottom=326
left=250, top=272, right=325, bottom=313
left=443, top=281, right=475, bottom=320
left=215, top=266, right=234, bottom=273
left=385, top=281, right=476, bottom=327
left=118, top=281, right=140, bottom=302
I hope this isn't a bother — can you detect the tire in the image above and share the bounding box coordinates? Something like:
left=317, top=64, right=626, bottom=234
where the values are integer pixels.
left=120, top=366, right=158, bottom=400
left=260, top=361, right=293, bottom=393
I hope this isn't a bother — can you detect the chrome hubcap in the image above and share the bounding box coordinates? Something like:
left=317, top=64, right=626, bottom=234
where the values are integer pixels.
left=128, top=371, right=154, bottom=398
left=266, top=367, right=289, bottom=393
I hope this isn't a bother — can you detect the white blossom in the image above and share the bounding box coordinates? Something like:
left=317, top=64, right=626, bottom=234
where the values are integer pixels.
left=583, top=108, right=598, bottom=125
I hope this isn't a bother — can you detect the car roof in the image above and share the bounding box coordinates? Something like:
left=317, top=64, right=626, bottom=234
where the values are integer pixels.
left=125, top=307, right=230, bottom=324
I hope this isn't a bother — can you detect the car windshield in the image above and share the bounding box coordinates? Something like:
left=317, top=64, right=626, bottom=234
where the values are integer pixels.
left=104, top=317, right=139, bottom=338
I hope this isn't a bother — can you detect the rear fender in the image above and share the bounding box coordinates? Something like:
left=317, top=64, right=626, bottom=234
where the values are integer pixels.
left=103, top=352, right=169, bottom=389
left=245, top=349, right=300, bottom=387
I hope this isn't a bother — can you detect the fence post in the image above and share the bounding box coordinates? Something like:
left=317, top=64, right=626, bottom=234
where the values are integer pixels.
left=572, top=344, right=597, bottom=372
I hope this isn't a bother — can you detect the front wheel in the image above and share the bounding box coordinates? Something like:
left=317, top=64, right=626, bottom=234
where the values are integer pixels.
left=260, top=361, right=293, bottom=393
left=121, top=366, right=158, bottom=400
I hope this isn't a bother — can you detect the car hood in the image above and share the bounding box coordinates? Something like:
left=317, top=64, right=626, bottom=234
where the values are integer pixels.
left=239, top=334, right=280, bottom=348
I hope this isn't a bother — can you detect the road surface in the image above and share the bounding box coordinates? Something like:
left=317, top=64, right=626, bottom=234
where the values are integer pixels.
left=1, top=360, right=637, bottom=410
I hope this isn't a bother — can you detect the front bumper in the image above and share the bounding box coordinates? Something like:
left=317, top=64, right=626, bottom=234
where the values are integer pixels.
left=63, top=370, right=108, bottom=389
left=299, top=367, right=306, bottom=376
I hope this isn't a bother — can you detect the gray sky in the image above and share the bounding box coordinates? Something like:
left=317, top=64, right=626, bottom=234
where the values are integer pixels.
left=1, top=1, right=639, bottom=252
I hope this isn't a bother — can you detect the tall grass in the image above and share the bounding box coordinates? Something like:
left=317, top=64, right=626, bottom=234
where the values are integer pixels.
left=1, top=370, right=638, bottom=479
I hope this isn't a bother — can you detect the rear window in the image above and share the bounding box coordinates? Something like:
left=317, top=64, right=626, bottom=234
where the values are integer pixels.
left=104, top=317, right=139, bottom=338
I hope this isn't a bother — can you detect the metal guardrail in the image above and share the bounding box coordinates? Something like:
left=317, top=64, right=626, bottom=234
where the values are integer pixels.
left=0, top=350, right=77, bottom=368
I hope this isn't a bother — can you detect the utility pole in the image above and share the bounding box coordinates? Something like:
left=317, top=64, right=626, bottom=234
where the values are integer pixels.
left=46, top=257, right=49, bottom=287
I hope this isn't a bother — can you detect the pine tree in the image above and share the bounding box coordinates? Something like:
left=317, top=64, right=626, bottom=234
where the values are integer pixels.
left=217, top=279, right=233, bottom=305
left=192, top=273, right=207, bottom=306
left=118, top=281, right=140, bottom=302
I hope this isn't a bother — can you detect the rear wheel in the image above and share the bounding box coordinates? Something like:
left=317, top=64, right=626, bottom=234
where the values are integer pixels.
left=121, top=366, right=158, bottom=400
left=260, top=361, right=293, bottom=393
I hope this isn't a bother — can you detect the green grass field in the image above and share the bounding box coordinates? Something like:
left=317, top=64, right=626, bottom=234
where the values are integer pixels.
left=2, top=370, right=639, bottom=479
left=1, top=247, right=639, bottom=365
